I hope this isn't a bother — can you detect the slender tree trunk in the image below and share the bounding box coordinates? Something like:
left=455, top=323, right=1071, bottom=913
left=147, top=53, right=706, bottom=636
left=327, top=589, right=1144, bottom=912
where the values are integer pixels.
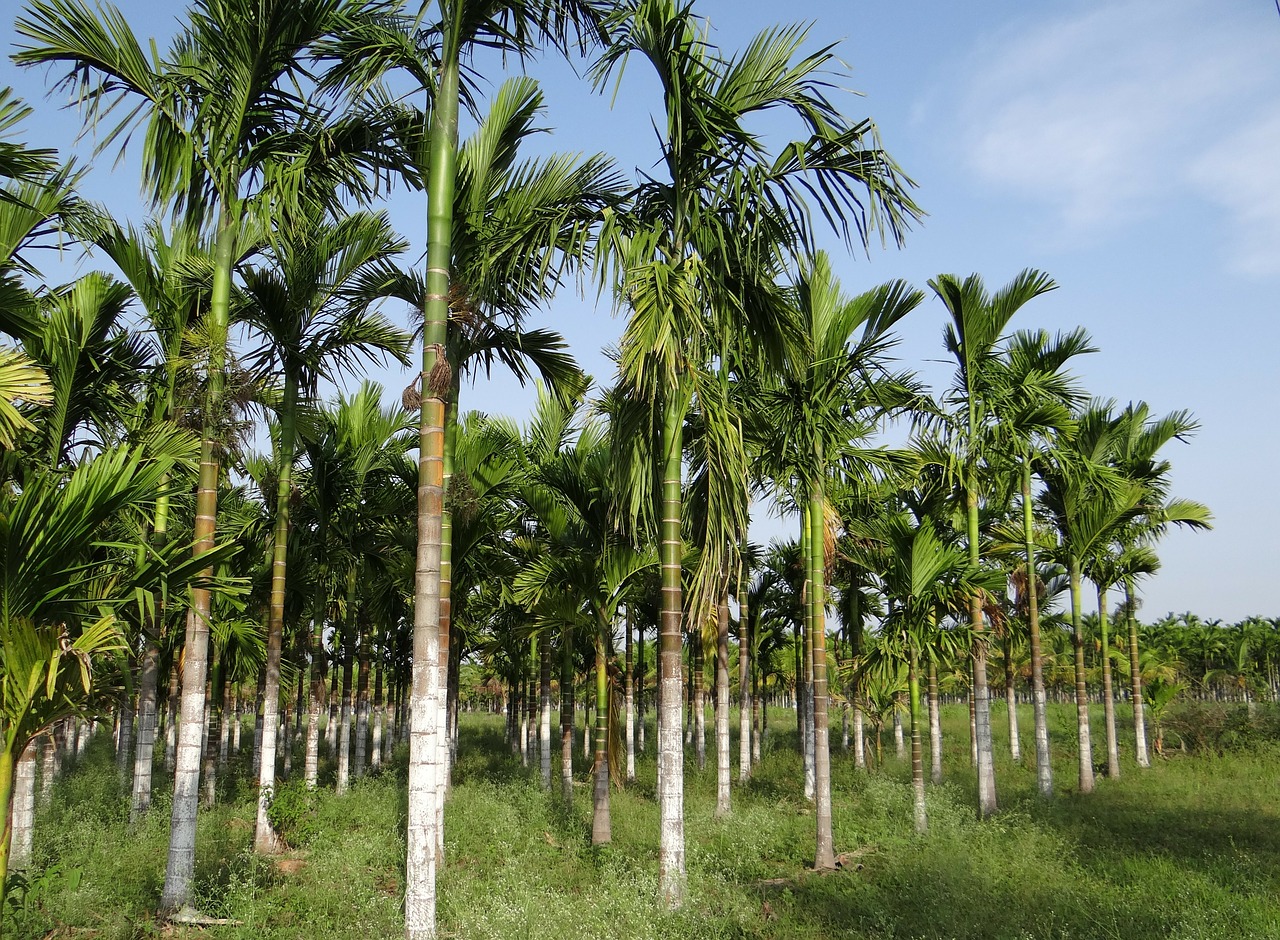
left=337, top=568, right=358, bottom=794
left=164, top=661, right=179, bottom=776
left=561, top=625, right=575, bottom=804
left=893, top=696, right=905, bottom=760
left=1023, top=462, right=1053, bottom=797
left=715, top=596, right=731, bottom=817
left=1003, top=635, right=1020, bottom=762
left=909, top=649, right=927, bottom=834
left=591, top=622, right=610, bottom=845
left=231, top=686, right=242, bottom=758
left=751, top=652, right=762, bottom=765
left=354, top=618, right=371, bottom=779
left=305, top=615, right=325, bottom=790
left=255, top=392, right=296, bottom=853
left=625, top=606, right=635, bottom=784
left=928, top=654, right=942, bottom=785
left=807, top=493, right=836, bottom=870
left=966, top=472, right=998, bottom=817
left=372, top=642, right=384, bottom=771
left=657, top=394, right=686, bottom=907
left=1126, top=579, right=1150, bottom=768
left=693, top=628, right=706, bottom=772
left=326, top=662, right=340, bottom=757
left=132, top=636, right=161, bottom=820
left=738, top=578, right=751, bottom=783
left=637, top=625, right=646, bottom=754
left=0, top=747, right=14, bottom=910
left=10, top=742, right=36, bottom=869
left=968, top=675, right=978, bottom=767
left=117, top=689, right=135, bottom=783
left=1069, top=558, right=1095, bottom=794
left=539, top=635, right=552, bottom=790
left=39, top=732, right=56, bottom=808
left=1098, top=585, right=1120, bottom=779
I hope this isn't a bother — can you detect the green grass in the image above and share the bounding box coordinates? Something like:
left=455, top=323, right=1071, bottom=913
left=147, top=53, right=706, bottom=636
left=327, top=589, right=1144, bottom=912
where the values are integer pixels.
left=9, top=703, right=1280, bottom=939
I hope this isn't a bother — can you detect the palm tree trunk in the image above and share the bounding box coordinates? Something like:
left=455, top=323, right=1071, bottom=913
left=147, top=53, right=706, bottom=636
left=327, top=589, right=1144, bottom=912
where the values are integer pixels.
left=439, top=389, right=457, bottom=796
left=966, top=474, right=998, bottom=817
left=354, top=619, right=371, bottom=779
left=337, top=572, right=356, bottom=794
left=1003, top=635, right=1020, bottom=762
left=591, top=621, right=610, bottom=845
left=909, top=648, right=926, bottom=834
left=561, top=625, right=575, bottom=804
left=657, top=392, right=686, bottom=908
left=1126, top=579, right=1150, bottom=768
left=1098, top=585, right=1119, bottom=779
left=1069, top=557, right=1094, bottom=794
left=116, top=689, right=135, bottom=782
left=40, top=732, right=56, bottom=808
left=637, top=625, right=646, bottom=754
left=10, top=742, right=36, bottom=869
left=255, top=383, right=296, bottom=853
left=405, top=11, right=461, bottom=930
left=0, top=746, right=15, bottom=911
left=1023, top=462, right=1053, bottom=797
left=738, top=574, right=751, bottom=782
left=305, top=613, right=325, bottom=789
left=751, top=652, right=762, bottom=765
left=808, top=491, right=836, bottom=870
left=928, top=654, right=942, bottom=785
left=372, top=642, right=384, bottom=771
left=893, top=697, right=905, bottom=760
left=693, top=628, right=706, bottom=771
left=132, top=634, right=161, bottom=821
left=160, top=215, right=230, bottom=904
left=164, top=661, right=178, bottom=775
left=539, top=634, right=552, bottom=790
left=625, top=606, right=635, bottom=784
left=715, top=596, right=731, bottom=817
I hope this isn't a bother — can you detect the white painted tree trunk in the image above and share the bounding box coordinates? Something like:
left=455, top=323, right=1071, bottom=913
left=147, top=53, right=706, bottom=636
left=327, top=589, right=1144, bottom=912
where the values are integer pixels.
left=11, top=742, right=37, bottom=868
left=539, top=640, right=552, bottom=790
left=161, top=607, right=211, bottom=912
left=40, top=732, right=57, bottom=807
left=624, top=611, right=635, bottom=784
left=853, top=704, right=866, bottom=770
left=893, top=703, right=905, bottom=759
left=131, top=640, right=160, bottom=821
left=715, top=600, right=731, bottom=817
left=738, top=617, right=750, bottom=783
left=116, top=696, right=135, bottom=781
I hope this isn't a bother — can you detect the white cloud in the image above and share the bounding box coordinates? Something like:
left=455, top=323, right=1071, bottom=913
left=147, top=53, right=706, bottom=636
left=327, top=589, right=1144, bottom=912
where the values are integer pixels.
left=1186, top=109, right=1280, bottom=276
left=945, top=0, right=1280, bottom=253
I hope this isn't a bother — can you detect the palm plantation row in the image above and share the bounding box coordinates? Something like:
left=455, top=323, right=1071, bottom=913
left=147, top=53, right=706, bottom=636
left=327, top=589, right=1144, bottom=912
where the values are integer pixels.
left=0, top=0, right=1214, bottom=935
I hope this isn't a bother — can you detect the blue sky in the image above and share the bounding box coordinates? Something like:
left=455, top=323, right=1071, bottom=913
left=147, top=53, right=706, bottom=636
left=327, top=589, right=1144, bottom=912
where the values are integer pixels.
left=3, top=0, right=1276, bottom=621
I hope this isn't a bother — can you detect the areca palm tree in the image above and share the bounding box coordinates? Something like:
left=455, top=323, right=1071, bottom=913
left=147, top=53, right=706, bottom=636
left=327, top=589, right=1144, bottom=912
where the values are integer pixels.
left=361, top=72, right=615, bottom=806
left=991, top=325, right=1095, bottom=797
left=16, top=0, right=404, bottom=911
left=238, top=207, right=411, bottom=851
left=594, top=0, right=919, bottom=901
left=325, top=7, right=611, bottom=930
left=754, top=253, right=921, bottom=866
left=1096, top=403, right=1211, bottom=768
left=927, top=268, right=1057, bottom=817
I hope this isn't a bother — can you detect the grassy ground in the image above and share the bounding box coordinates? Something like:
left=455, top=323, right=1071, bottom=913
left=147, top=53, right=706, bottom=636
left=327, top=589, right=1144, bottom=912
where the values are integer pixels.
left=8, top=703, right=1280, bottom=940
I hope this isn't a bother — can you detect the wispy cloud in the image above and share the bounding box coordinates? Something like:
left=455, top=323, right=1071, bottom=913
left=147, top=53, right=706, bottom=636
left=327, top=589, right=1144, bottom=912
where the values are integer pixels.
left=943, top=0, right=1280, bottom=271
left=1186, top=108, right=1280, bottom=276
